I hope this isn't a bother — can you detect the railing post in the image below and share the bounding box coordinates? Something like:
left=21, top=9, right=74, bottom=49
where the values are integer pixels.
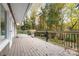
left=64, top=33, right=66, bottom=49
left=77, top=33, right=79, bottom=55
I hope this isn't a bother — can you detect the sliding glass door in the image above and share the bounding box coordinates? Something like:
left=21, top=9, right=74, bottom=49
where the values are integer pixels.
left=0, top=4, right=6, bottom=41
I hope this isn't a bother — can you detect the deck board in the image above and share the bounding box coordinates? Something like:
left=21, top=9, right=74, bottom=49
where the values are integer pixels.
left=0, top=34, right=77, bottom=56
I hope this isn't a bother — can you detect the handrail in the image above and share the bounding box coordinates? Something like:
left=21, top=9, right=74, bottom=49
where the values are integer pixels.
left=35, top=31, right=79, bottom=33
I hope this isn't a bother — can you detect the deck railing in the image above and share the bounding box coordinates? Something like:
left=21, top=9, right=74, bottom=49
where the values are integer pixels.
left=35, top=31, right=79, bottom=53
left=62, top=31, right=79, bottom=52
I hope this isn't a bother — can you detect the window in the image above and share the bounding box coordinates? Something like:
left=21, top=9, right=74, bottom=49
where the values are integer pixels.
left=0, top=4, right=6, bottom=41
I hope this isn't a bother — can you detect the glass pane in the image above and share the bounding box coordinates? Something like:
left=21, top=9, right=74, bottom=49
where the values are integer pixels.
left=0, top=4, right=6, bottom=41
left=1, top=5, right=6, bottom=35
left=0, top=4, right=1, bottom=40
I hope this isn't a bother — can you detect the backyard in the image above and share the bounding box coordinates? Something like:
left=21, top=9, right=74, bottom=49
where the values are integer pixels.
left=17, top=3, right=79, bottom=54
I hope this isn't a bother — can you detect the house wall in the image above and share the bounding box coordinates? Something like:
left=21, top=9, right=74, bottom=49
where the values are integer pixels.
left=0, top=3, right=16, bottom=52
left=5, top=4, right=17, bottom=48
left=0, top=6, right=1, bottom=37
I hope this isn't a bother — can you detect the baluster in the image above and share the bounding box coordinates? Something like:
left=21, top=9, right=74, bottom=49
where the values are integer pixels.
left=66, top=33, right=68, bottom=47
left=73, top=33, right=76, bottom=49
left=63, top=33, right=65, bottom=46
left=71, top=33, right=73, bottom=48
left=76, top=33, right=79, bottom=55
left=71, top=33, right=74, bottom=49
left=75, top=33, right=77, bottom=50
left=69, top=33, right=71, bottom=47
left=65, top=33, right=68, bottom=48
left=64, top=33, right=66, bottom=47
left=77, top=33, right=78, bottom=50
left=75, top=33, right=78, bottom=50
left=67, top=33, right=70, bottom=48
left=77, top=33, right=79, bottom=55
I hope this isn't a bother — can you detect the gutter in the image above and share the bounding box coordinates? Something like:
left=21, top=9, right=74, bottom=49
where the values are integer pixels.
left=7, top=3, right=16, bottom=25
left=22, top=3, right=32, bottom=21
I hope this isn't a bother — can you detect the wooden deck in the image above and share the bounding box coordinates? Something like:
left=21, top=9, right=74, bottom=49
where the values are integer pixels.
left=0, top=34, right=77, bottom=56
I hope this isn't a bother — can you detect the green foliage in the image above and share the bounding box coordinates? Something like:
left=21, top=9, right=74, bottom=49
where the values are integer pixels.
left=30, top=9, right=36, bottom=29
left=1, top=21, right=5, bottom=35
left=63, top=3, right=79, bottom=30
left=19, top=3, right=79, bottom=33
left=40, top=3, right=65, bottom=31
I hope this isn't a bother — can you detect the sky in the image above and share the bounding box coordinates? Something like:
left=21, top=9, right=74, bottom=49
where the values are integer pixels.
left=27, top=3, right=46, bottom=18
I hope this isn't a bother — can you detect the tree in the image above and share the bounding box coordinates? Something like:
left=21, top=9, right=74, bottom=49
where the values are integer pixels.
left=20, top=17, right=32, bottom=30
left=40, top=3, right=65, bottom=31
left=62, top=3, right=79, bottom=30
left=30, top=9, right=37, bottom=29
